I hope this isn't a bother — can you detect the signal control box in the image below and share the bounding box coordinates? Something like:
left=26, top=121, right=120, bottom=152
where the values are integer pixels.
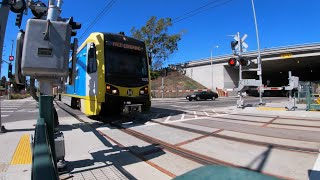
left=21, top=19, right=71, bottom=78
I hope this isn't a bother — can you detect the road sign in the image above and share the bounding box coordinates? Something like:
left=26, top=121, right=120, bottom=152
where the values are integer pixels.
left=9, top=55, right=14, bottom=61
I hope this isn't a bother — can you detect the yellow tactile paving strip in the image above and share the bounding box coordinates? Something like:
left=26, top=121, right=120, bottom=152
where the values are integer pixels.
left=257, top=107, right=286, bottom=111
left=10, top=134, right=32, bottom=165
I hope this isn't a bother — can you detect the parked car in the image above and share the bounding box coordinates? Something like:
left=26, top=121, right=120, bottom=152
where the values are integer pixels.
left=186, top=91, right=218, bottom=101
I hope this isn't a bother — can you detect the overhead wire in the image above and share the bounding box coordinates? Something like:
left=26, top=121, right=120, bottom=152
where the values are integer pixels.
left=79, top=0, right=116, bottom=40
left=172, top=0, right=234, bottom=24
left=172, top=0, right=225, bottom=22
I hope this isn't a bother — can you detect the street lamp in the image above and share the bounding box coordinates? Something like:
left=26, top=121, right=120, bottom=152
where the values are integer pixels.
left=211, top=45, right=219, bottom=90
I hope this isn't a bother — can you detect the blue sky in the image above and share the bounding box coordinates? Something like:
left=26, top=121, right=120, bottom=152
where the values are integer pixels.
left=1, top=0, right=320, bottom=77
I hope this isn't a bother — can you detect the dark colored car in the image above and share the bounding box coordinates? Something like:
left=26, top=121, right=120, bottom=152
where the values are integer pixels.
left=186, top=91, right=218, bottom=101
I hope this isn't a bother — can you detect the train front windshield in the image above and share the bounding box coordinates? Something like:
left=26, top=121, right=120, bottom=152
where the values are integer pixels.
left=106, top=49, right=148, bottom=76
left=105, top=39, right=149, bottom=87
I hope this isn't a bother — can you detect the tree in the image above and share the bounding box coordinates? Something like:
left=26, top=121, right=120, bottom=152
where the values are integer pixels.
left=131, top=16, right=182, bottom=70
left=1, top=76, right=6, bottom=87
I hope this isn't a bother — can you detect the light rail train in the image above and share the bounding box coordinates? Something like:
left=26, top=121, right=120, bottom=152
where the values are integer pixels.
left=60, top=32, right=151, bottom=115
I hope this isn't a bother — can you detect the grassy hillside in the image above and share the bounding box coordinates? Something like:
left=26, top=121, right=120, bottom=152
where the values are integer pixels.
left=151, top=71, right=206, bottom=91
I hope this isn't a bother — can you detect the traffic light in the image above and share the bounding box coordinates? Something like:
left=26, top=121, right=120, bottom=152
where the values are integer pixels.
left=239, top=58, right=251, bottom=67
left=8, top=63, right=13, bottom=78
left=228, top=58, right=239, bottom=68
left=9, top=55, right=14, bottom=61
left=15, top=13, right=23, bottom=28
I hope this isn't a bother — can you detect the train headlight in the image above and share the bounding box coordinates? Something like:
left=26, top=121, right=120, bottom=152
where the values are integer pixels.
left=106, top=84, right=119, bottom=95
left=140, top=86, right=148, bottom=95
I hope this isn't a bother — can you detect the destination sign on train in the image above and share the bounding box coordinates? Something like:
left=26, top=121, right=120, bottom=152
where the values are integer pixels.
left=106, top=41, right=144, bottom=51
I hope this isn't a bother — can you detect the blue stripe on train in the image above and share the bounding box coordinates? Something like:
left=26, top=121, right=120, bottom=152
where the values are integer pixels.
left=66, top=46, right=87, bottom=96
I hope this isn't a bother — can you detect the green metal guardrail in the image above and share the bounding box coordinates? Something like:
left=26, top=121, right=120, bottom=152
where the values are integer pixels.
left=32, top=96, right=58, bottom=180
left=307, top=90, right=320, bottom=111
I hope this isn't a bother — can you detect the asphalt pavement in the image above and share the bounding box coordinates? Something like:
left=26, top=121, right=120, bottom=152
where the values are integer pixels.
left=0, top=97, right=38, bottom=123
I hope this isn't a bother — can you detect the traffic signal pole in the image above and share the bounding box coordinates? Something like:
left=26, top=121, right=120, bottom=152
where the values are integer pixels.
left=237, top=32, right=244, bottom=107
left=8, top=40, right=14, bottom=100
left=0, top=0, right=11, bottom=133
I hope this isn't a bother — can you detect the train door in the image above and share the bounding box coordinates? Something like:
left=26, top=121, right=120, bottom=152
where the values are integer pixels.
left=75, top=46, right=87, bottom=96
left=86, top=43, right=98, bottom=98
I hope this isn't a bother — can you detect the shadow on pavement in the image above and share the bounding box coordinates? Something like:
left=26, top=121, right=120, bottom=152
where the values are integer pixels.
left=94, top=107, right=185, bottom=128
left=60, top=120, right=166, bottom=180
left=246, top=145, right=273, bottom=172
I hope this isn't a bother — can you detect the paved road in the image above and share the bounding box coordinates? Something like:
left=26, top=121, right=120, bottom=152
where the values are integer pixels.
left=96, top=96, right=320, bottom=180
left=150, top=96, right=286, bottom=112
left=3, top=96, right=319, bottom=179
left=0, top=97, right=38, bottom=123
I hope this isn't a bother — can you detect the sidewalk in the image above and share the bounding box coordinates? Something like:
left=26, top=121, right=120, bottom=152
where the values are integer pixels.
left=0, top=120, right=35, bottom=180
left=213, top=100, right=320, bottom=119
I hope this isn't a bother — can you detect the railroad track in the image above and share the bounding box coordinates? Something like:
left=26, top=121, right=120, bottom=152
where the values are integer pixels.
left=56, top=101, right=306, bottom=179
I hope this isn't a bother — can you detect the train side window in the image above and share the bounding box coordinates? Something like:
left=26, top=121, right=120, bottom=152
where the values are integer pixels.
left=87, top=43, right=97, bottom=73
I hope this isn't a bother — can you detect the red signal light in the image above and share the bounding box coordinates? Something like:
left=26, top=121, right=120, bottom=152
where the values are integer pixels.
left=228, top=58, right=237, bottom=66
left=9, top=56, right=14, bottom=61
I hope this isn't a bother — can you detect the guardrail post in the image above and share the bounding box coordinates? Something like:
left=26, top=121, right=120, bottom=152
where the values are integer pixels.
left=39, top=95, right=57, bottom=169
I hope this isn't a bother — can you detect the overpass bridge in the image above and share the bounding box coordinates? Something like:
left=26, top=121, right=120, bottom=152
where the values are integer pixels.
left=182, top=43, right=320, bottom=90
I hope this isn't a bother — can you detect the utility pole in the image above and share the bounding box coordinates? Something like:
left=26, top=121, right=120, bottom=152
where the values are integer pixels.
left=251, top=0, right=263, bottom=105
left=0, top=0, right=11, bottom=133
left=210, top=45, right=218, bottom=90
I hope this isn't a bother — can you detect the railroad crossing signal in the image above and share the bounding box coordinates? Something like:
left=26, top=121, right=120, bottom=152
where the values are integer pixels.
left=228, top=58, right=239, bottom=68
left=239, top=57, right=251, bottom=66
left=230, top=41, right=238, bottom=51
left=9, top=55, right=14, bottom=61
left=241, top=34, right=248, bottom=49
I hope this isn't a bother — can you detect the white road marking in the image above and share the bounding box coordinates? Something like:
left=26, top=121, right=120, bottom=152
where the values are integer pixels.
left=170, top=105, right=181, bottom=108
left=193, top=111, right=198, bottom=118
left=1, top=106, right=20, bottom=108
left=28, top=110, right=39, bottom=113
left=211, top=109, right=217, bottom=114
left=203, top=111, right=210, bottom=116
left=1, top=111, right=14, bottom=113
left=164, top=116, right=211, bottom=123
left=180, top=113, right=185, bottom=120
left=1, top=115, right=9, bottom=117
left=1, top=107, right=18, bottom=109
left=16, top=109, right=27, bottom=112
left=164, top=113, right=173, bottom=123
left=144, top=122, right=158, bottom=126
